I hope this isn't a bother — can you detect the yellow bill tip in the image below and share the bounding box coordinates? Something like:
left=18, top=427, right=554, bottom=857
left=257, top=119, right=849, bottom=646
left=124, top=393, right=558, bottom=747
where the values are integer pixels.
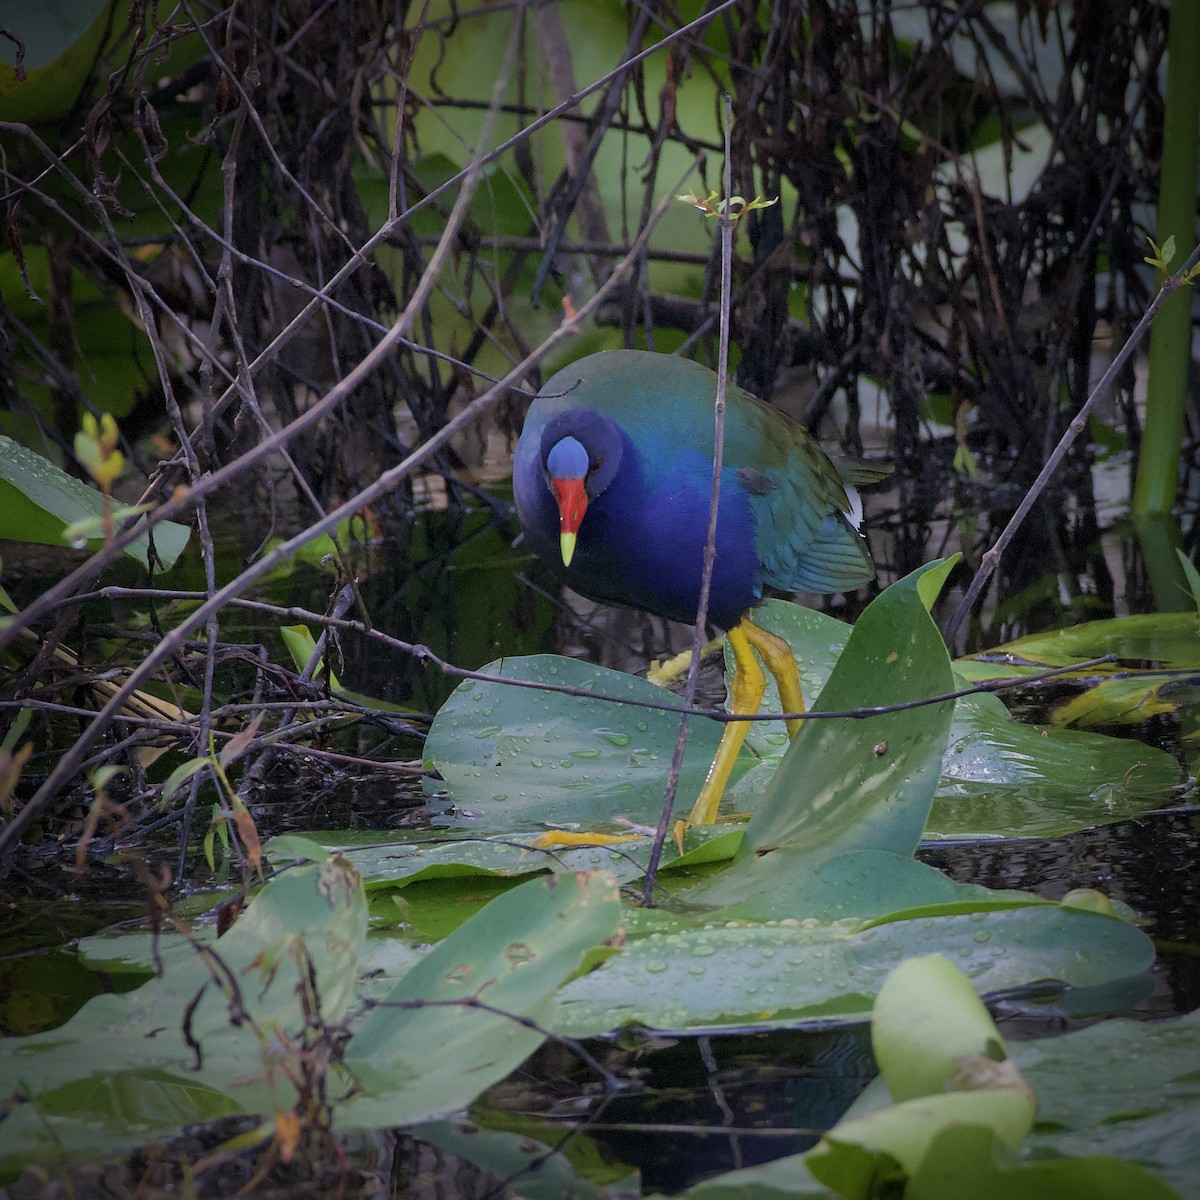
left=560, top=531, right=577, bottom=567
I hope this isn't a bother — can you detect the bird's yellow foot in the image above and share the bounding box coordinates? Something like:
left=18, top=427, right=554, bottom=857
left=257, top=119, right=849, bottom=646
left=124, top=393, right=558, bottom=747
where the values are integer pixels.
left=645, top=638, right=724, bottom=688
left=534, top=617, right=807, bottom=860
left=671, top=818, right=690, bottom=854
left=527, top=829, right=646, bottom=851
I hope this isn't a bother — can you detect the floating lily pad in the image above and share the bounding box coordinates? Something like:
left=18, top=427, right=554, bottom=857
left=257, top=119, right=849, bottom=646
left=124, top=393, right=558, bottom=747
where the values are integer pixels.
left=264, top=829, right=726, bottom=891
left=425, top=654, right=725, bottom=836
left=549, top=903, right=1153, bottom=1038
left=1014, top=1006, right=1200, bottom=1198
left=340, top=870, right=622, bottom=1127
left=690, top=563, right=957, bottom=913
left=929, top=692, right=1182, bottom=840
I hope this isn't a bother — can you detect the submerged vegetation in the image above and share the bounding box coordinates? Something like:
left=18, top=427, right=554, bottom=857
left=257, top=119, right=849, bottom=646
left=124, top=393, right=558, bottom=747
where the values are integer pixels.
left=0, top=1, right=1197, bottom=1195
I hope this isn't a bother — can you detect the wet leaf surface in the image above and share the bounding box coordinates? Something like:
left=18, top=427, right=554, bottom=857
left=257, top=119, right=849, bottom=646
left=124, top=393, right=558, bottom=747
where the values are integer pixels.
left=340, top=869, right=622, bottom=1127
left=425, top=654, right=726, bottom=835
left=549, top=904, right=1153, bottom=1038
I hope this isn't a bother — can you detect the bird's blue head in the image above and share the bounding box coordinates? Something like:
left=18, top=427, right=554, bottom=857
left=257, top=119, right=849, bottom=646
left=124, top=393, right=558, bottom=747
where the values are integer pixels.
left=545, top=436, right=589, bottom=566
left=540, top=410, right=624, bottom=568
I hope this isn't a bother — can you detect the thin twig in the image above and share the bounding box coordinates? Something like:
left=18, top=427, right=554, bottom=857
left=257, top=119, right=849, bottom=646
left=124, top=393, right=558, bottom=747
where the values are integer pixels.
left=643, top=95, right=736, bottom=903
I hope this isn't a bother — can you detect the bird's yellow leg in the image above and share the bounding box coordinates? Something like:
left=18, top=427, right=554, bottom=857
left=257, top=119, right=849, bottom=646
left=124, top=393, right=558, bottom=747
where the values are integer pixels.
left=683, top=622, right=767, bottom=830
left=741, top=619, right=806, bottom=738
left=536, top=619, right=807, bottom=856
left=673, top=618, right=806, bottom=850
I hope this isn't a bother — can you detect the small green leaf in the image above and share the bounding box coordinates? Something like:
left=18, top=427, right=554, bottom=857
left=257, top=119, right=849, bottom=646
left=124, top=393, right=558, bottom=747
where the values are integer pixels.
left=1177, top=548, right=1200, bottom=611
left=159, top=758, right=208, bottom=808
left=953, top=441, right=981, bottom=478
left=341, top=870, right=622, bottom=1126
left=872, top=956, right=1029, bottom=1106
left=0, top=435, right=190, bottom=570
left=279, top=624, right=342, bottom=691
left=87, top=765, right=125, bottom=794
left=262, top=833, right=332, bottom=864
left=61, top=503, right=155, bottom=548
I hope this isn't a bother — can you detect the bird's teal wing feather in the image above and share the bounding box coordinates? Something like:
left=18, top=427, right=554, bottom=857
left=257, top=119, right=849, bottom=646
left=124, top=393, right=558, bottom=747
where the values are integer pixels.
left=722, top=384, right=874, bottom=594
left=775, top=511, right=876, bottom=591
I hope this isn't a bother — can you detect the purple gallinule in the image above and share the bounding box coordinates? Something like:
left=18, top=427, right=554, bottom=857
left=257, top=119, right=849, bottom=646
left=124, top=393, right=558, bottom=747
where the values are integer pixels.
left=514, top=350, right=885, bottom=839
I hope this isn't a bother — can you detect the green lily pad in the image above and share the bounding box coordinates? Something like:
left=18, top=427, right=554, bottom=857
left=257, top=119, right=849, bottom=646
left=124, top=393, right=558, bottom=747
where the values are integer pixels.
left=0, top=858, right=367, bottom=1176
left=687, top=563, right=956, bottom=914
left=264, top=829, right=721, bottom=891
left=424, top=654, right=725, bottom=836
left=549, top=902, right=1153, bottom=1038
left=929, top=693, right=1181, bottom=840
left=814, top=1090, right=1037, bottom=1186
left=656, top=1153, right=827, bottom=1199
left=1014, top=1006, right=1200, bottom=1198
left=818, top=1121, right=1183, bottom=1200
